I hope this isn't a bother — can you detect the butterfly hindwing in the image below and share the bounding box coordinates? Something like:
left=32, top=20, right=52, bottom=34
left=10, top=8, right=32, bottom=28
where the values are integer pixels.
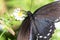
left=31, top=17, right=55, bottom=40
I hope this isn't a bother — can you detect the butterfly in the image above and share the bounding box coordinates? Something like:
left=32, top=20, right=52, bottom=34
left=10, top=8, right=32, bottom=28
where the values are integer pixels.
left=17, top=1, right=60, bottom=40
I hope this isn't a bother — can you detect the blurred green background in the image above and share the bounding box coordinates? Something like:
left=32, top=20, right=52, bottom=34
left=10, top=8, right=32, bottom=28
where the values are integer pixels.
left=0, top=0, right=60, bottom=40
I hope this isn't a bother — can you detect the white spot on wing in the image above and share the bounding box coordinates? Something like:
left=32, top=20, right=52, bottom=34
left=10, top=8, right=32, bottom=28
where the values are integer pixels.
left=44, top=36, right=47, bottom=39
left=49, top=29, right=52, bottom=32
left=50, top=26, right=52, bottom=28
left=39, top=36, right=43, bottom=38
left=47, top=33, right=50, bottom=36
left=37, top=33, right=40, bottom=35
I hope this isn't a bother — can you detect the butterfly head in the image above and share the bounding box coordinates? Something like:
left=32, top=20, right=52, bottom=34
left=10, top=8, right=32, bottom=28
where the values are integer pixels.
left=27, top=11, right=32, bottom=17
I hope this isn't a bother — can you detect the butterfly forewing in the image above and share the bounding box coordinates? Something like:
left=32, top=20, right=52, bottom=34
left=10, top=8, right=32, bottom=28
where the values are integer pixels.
left=33, top=1, right=60, bottom=21
left=17, top=17, right=31, bottom=40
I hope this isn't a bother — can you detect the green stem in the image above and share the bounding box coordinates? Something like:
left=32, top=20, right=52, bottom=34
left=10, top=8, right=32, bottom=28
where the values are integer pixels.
left=0, top=30, right=6, bottom=38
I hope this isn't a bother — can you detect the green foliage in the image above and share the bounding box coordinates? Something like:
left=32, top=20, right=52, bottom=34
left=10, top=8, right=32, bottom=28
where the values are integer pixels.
left=0, top=36, right=6, bottom=40
left=6, top=0, right=54, bottom=13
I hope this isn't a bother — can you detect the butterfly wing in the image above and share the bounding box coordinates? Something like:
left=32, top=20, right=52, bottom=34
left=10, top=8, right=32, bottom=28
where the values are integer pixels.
left=17, top=17, right=31, bottom=40
left=33, top=1, right=60, bottom=21
left=31, top=1, right=60, bottom=40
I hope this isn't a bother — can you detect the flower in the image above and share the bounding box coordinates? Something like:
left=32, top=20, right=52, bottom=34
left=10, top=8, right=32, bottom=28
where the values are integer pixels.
left=13, top=8, right=26, bottom=20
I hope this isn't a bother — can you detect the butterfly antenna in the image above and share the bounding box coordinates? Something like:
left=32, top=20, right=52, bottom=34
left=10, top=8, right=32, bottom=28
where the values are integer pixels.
left=29, top=0, right=33, bottom=11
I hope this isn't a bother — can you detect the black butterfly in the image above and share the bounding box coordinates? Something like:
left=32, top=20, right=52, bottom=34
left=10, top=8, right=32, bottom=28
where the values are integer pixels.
left=17, top=1, right=60, bottom=40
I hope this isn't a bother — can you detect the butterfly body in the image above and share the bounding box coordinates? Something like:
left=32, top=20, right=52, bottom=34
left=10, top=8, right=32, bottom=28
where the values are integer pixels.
left=17, top=1, right=60, bottom=40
